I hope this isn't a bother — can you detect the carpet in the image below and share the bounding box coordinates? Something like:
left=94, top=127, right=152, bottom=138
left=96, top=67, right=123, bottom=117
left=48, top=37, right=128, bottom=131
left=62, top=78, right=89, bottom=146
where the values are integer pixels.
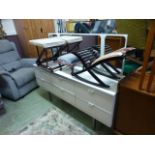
left=19, top=104, right=95, bottom=135
left=0, top=88, right=54, bottom=135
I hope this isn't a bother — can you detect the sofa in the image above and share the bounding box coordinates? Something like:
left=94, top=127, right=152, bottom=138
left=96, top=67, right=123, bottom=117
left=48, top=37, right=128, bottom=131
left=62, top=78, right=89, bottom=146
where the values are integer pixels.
left=0, top=39, right=38, bottom=100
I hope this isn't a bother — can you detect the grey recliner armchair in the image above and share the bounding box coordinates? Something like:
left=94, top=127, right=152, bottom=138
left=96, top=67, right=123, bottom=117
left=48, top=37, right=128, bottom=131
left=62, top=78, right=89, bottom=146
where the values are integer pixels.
left=0, top=39, right=38, bottom=100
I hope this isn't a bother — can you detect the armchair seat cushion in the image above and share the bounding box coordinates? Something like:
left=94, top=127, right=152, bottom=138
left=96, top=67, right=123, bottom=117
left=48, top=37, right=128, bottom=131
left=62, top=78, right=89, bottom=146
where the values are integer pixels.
left=11, top=68, right=35, bottom=88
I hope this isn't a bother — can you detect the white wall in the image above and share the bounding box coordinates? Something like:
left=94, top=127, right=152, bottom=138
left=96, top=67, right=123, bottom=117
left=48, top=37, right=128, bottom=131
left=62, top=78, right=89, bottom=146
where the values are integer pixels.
left=1, top=19, right=17, bottom=36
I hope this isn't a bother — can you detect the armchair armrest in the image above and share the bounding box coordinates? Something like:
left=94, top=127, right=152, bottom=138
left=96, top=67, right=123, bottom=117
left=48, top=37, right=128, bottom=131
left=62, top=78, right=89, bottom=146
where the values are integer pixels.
left=0, top=69, right=10, bottom=76
left=20, top=58, right=36, bottom=67
left=0, top=69, right=17, bottom=86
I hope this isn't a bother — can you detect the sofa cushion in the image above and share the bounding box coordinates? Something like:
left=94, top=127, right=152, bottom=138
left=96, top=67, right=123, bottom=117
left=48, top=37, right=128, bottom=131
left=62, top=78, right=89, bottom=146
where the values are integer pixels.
left=2, top=61, right=22, bottom=72
left=11, top=68, right=35, bottom=88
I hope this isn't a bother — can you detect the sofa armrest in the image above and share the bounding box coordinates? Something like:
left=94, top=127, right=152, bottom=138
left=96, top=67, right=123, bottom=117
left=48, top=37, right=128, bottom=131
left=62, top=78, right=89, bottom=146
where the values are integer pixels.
left=20, top=58, right=36, bottom=67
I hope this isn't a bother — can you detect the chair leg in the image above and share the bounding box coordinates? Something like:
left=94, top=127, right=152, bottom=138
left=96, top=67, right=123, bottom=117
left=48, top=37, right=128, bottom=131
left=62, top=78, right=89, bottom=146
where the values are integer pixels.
left=139, top=23, right=155, bottom=90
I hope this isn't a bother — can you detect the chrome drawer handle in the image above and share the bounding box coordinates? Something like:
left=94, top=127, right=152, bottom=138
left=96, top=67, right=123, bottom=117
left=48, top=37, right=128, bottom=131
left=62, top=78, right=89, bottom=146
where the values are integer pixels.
left=88, top=102, right=95, bottom=107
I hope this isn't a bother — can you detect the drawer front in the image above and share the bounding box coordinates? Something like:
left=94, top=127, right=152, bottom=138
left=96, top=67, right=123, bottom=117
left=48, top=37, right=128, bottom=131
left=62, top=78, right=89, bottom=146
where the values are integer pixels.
left=60, top=86, right=75, bottom=106
left=35, top=68, right=75, bottom=92
left=75, top=97, right=113, bottom=127
left=35, top=69, right=62, bottom=86
left=74, top=82, right=115, bottom=113
left=37, top=78, right=64, bottom=99
left=36, top=75, right=75, bottom=106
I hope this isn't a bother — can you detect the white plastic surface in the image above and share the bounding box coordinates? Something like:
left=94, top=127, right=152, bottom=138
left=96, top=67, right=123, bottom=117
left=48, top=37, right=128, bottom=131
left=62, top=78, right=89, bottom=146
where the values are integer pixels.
left=29, top=36, right=83, bottom=48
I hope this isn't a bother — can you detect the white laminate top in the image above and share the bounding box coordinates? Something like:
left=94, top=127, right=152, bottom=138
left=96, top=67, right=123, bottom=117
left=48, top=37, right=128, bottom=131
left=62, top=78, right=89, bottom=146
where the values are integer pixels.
left=29, top=36, right=83, bottom=48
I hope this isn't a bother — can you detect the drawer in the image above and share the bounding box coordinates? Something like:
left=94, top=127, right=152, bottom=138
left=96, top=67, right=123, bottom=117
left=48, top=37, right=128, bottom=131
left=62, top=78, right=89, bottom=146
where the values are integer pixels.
left=37, top=77, right=75, bottom=106
left=60, top=86, right=75, bottom=106
left=75, top=96, right=113, bottom=127
left=35, top=68, right=75, bottom=92
left=35, top=69, right=59, bottom=85
left=74, top=82, right=115, bottom=113
left=37, top=77, right=64, bottom=99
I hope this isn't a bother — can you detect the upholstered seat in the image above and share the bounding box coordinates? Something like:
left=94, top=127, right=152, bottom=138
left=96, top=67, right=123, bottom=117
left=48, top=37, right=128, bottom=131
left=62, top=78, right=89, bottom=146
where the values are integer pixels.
left=0, top=39, right=38, bottom=100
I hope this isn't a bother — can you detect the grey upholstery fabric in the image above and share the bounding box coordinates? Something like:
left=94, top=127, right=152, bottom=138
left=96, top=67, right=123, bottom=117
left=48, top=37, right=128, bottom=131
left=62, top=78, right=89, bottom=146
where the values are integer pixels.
left=11, top=68, right=35, bottom=88
left=0, top=40, right=14, bottom=54
left=19, top=80, right=37, bottom=97
left=58, top=53, right=79, bottom=66
left=0, top=41, right=20, bottom=65
left=0, top=50, right=20, bottom=65
left=0, top=74, right=21, bottom=100
left=20, top=59, right=36, bottom=67
left=2, top=61, right=22, bottom=72
left=0, top=39, right=38, bottom=100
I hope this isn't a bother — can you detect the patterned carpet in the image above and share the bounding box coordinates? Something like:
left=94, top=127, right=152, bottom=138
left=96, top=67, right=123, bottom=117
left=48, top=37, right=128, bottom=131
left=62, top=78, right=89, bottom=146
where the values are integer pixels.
left=19, top=104, right=95, bottom=135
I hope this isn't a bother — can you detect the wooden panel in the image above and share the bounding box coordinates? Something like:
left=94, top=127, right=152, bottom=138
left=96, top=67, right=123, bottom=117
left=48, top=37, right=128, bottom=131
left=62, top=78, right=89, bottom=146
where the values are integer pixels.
left=14, top=19, right=55, bottom=58
left=14, top=19, right=28, bottom=57
left=40, top=19, right=55, bottom=37
left=100, top=36, right=126, bottom=67
left=98, top=36, right=125, bottom=52
left=151, top=50, right=155, bottom=57
left=23, top=20, right=38, bottom=57
left=114, top=73, right=155, bottom=134
left=105, top=36, right=125, bottom=51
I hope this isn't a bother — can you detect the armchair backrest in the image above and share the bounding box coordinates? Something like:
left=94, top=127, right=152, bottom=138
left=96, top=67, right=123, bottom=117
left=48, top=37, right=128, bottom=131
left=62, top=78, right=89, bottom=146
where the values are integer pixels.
left=0, top=39, right=22, bottom=72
